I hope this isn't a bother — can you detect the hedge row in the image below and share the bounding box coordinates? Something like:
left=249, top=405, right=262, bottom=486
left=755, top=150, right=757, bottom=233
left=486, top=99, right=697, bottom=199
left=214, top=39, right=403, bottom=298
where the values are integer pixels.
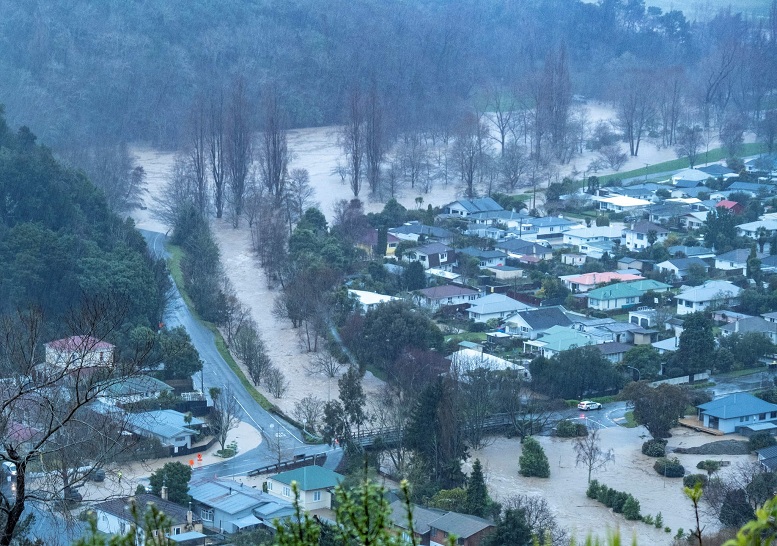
left=586, top=480, right=641, bottom=520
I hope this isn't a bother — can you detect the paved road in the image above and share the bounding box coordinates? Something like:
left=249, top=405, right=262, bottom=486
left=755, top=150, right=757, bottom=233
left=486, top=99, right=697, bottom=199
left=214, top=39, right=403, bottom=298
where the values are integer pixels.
left=140, top=230, right=338, bottom=475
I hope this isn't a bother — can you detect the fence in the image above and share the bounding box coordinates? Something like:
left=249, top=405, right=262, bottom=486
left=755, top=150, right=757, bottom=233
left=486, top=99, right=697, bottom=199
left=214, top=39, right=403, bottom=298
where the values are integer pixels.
left=247, top=453, right=327, bottom=477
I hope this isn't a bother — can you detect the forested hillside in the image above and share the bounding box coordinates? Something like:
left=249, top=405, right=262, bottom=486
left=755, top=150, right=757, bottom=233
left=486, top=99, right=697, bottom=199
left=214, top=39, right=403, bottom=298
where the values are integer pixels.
left=0, top=0, right=773, bottom=149
left=0, top=109, right=168, bottom=337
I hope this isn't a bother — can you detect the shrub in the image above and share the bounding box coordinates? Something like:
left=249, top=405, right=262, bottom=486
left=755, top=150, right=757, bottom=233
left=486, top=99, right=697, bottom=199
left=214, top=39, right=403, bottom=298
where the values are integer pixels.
left=655, top=512, right=664, bottom=528
left=642, top=514, right=654, bottom=525
left=623, top=496, right=641, bottom=520
left=556, top=419, right=589, bottom=438
left=696, top=460, right=722, bottom=475
left=641, top=439, right=667, bottom=457
left=518, top=437, right=550, bottom=478
left=654, top=457, right=685, bottom=478
left=683, top=474, right=708, bottom=488
left=586, top=479, right=601, bottom=499
left=611, top=491, right=629, bottom=513
left=748, top=432, right=777, bottom=452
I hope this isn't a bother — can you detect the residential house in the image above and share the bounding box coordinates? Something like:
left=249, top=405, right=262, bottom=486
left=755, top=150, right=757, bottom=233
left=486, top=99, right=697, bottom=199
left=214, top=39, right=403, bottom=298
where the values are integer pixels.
left=596, top=342, right=632, bottom=363
left=562, top=253, right=587, bottom=267
left=671, top=168, right=711, bottom=185
left=715, top=200, right=744, bottom=215
left=757, top=446, right=777, bottom=471
left=356, top=229, right=400, bottom=257
left=697, top=393, right=777, bottom=434
left=389, top=222, right=454, bottom=244
left=457, top=247, right=508, bottom=268
left=698, top=164, right=736, bottom=179
left=449, top=348, right=530, bottom=379
left=652, top=336, right=680, bottom=354
left=715, top=248, right=765, bottom=271
left=441, top=198, right=503, bottom=217
left=463, top=225, right=508, bottom=241
left=523, top=325, right=597, bottom=358
left=737, top=220, right=777, bottom=239
left=559, top=271, right=644, bottom=293
left=503, top=307, right=572, bottom=339
left=720, top=317, right=777, bottom=343
left=483, top=264, right=523, bottom=280
left=713, top=310, right=753, bottom=323
left=563, top=226, right=624, bottom=248
left=97, top=375, right=173, bottom=406
left=745, top=154, right=777, bottom=174
left=495, top=239, right=554, bottom=260
left=266, top=466, right=344, bottom=511
left=649, top=203, right=692, bottom=225
left=593, top=321, right=643, bottom=345
left=429, top=511, right=495, bottom=546
left=586, top=283, right=642, bottom=311
left=125, top=410, right=205, bottom=454
left=569, top=239, right=617, bottom=259
left=629, top=308, right=658, bottom=328
left=189, top=477, right=295, bottom=533
left=466, top=293, right=534, bottom=323
left=727, top=181, right=772, bottom=196
left=623, top=221, right=669, bottom=250
left=348, top=290, right=398, bottom=313
left=616, top=257, right=652, bottom=272
left=760, top=255, right=777, bottom=273
left=388, top=500, right=446, bottom=545
left=678, top=211, right=709, bottom=230
left=594, top=195, right=651, bottom=213
left=45, top=336, right=115, bottom=369
left=656, top=257, right=710, bottom=280
left=668, top=246, right=716, bottom=259
left=763, top=311, right=777, bottom=323
left=468, top=209, right=529, bottom=230
left=93, top=494, right=202, bottom=542
left=515, top=216, right=580, bottom=239
left=675, top=280, right=743, bottom=315
left=415, top=284, right=480, bottom=311
left=403, top=243, right=455, bottom=271
left=608, top=183, right=662, bottom=201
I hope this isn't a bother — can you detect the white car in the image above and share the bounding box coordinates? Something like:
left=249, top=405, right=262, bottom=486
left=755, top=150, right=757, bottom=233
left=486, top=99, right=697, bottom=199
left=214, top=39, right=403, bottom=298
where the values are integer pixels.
left=577, top=401, right=602, bottom=411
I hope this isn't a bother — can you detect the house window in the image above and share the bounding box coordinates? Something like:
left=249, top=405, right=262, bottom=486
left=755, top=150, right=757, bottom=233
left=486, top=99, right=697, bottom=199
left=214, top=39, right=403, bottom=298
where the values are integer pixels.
left=174, top=528, right=181, bottom=535
left=313, top=491, right=321, bottom=502
left=283, top=486, right=291, bottom=497
left=637, top=233, right=644, bottom=240
left=761, top=413, right=767, bottom=420
left=267, top=481, right=272, bottom=491
left=771, top=412, right=777, bottom=419
left=201, top=509, right=214, bottom=522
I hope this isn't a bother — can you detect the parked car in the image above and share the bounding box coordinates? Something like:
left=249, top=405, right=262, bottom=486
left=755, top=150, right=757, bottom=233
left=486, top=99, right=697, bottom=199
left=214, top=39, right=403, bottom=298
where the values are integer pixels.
left=577, top=400, right=602, bottom=411
left=1, top=462, right=16, bottom=478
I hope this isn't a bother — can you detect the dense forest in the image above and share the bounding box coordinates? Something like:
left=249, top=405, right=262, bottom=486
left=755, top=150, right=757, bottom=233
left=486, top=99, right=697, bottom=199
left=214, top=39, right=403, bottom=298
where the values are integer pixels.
left=0, top=0, right=775, bottom=152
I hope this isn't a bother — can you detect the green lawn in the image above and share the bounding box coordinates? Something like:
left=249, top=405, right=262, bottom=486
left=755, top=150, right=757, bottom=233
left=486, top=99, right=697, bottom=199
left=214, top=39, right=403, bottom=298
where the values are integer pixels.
left=623, top=411, right=638, bottom=428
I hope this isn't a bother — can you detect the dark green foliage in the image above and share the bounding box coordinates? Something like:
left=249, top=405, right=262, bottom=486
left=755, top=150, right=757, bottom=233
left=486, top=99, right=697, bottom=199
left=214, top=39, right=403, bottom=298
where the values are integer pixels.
left=483, top=508, right=532, bottom=546
left=653, top=457, right=685, bottom=478
left=621, top=380, right=690, bottom=438
left=671, top=312, right=715, bottom=376
left=703, top=208, right=744, bottom=252
left=696, top=460, right=722, bottom=476
left=720, top=488, right=755, bottom=528
left=530, top=346, right=623, bottom=400
left=555, top=419, right=589, bottom=438
left=354, top=300, right=443, bottom=373
left=148, top=462, right=191, bottom=505
left=402, top=261, right=426, bottom=291
left=621, top=345, right=662, bottom=380
left=586, top=479, right=601, bottom=499
left=641, top=439, right=667, bottom=457
left=720, top=332, right=775, bottom=370
left=622, top=496, right=641, bottom=521
left=586, top=480, right=641, bottom=521
left=159, top=326, right=203, bottom=380
left=465, top=459, right=494, bottom=518
left=518, top=437, right=550, bottom=478
left=683, top=474, right=709, bottom=488
left=748, top=432, right=777, bottom=452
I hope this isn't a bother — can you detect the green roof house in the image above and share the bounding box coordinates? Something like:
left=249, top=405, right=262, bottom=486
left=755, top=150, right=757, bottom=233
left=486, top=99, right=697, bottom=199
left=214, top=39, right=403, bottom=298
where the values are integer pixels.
left=266, top=466, right=344, bottom=510
left=587, top=280, right=671, bottom=311
left=523, top=325, right=595, bottom=358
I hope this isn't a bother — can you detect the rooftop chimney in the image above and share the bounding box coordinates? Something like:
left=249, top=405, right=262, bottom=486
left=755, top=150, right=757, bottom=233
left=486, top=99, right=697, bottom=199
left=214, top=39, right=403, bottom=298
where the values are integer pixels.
left=160, top=485, right=168, bottom=501
left=187, top=502, right=193, bottom=525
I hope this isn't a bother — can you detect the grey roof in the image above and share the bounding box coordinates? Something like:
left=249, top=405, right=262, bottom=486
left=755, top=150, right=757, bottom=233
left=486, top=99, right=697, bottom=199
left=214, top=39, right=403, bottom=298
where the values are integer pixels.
left=94, top=494, right=200, bottom=526
left=418, top=284, right=480, bottom=299
left=652, top=337, right=679, bottom=352
left=521, top=216, right=579, bottom=228
left=728, top=181, right=772, bottom=192
left=618, top=257, right=637, bottom=264
left=101, top=375, right=172, bottom=398
left=496, top=239, right=551, bottom=255
left=429, top=511, right=494, bottom=538
left=628, top=221, right=669, bottom=235
left=189, top=477, right=269, bottom=515
left=757, top=445, right=777, bottom=460
left=271, top=466, right=343, bottom=490
left=126, top=410, right=203, bottom=440
left=596, top=342, right=633, bottom=355
left=467, top=294, right=533, bottom=315
left=698, top=393, right=777, bottom=419
left=676, top=280, right=742, bottom=302
left=698, top=164, right=735, bottom=177
left=668, top=245, right=715, bottom=257
left=763, top=311, right=777, bottom=321
left=649, top=203, right=691, bottom=217
left=716, top=248, right=765, bottom=263
left=674, top=179, right=704, bottom=188
left=679, top=186, right=712, bottom=198
left=415, top=242, right=452, bottom=255
left=661, top=257, right=709, bottom=270
left=468, top=210, right=529, bottom=221
left=447, top=197, right=503, bottom=213
left=389, top=223, right=453, bottom=239
left=721, top=317, right=777, bottom=336
left=508, top=307, right=572, bottom=330
left=389, top=501, right=446, bottom=534
left=457, top=247, right=507, bottom=260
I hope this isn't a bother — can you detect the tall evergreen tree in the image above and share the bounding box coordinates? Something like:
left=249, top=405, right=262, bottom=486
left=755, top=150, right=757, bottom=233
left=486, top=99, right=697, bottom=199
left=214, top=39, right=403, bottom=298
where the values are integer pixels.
left=519, top=437, right=550, bottom=478
left=465, top=459, right=491, bottom=518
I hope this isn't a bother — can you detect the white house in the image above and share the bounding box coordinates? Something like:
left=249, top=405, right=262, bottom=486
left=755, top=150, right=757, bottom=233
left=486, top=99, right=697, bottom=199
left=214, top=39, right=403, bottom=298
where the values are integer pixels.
left=715, top=248, right=765, bottom=271
left=466, top=294, right=534, bottom=323
left=267, top=466, right=344, bottom=511
left=736, top=220, right=777, bottom=239
left=45, top=336, right=115, bottom=369
left=503, top=307, right=572, bottom=339
left=415, top=284, right=480, bottom=310
left=125, top=410, right=204, bottom=454
left=441, top=197, right=503, bottom=217
left=448, top=348, right=530, bottom=379
left=697, top=393, right=777, bottom=434
left=403, top=243, right=455, bottom=271
left=563, top=226, right=624, bottom=248
left=675, top=280, right=742, bottom=316
left=594, top=195, right=651, bottom=212
left=656, top=257, right=710, bottom=280
left=559, top=271, right=643, bottom=293
left=623, top=221, right=669, bottom=250
left=348, top=289, right=398, bottom=312
left=93, top=494, right=202, bottom=542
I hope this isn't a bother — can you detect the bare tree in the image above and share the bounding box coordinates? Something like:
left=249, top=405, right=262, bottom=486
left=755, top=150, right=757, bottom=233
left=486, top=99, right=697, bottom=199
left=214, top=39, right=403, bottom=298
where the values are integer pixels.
left=615, top=69, right=655, bottom=157
left=657, top=67, right=685, bottom=147
left=501, top=495, right=568, bottom=546
left=264, top=427, right=294, bottom=469
left=220, top=278, right=250, bottom=347
left=232, top=319, right=272, bottom=387
left=341, top=85, right=364, bottom=197
left=499, top=141, right=529, bottom=192
left=226, top=78, right=253, bottom=227
left=676, top=125, right=705, bottom=167
left=186, top=96, right=210, bottom=215
left=153, top=156, right=198, bottom=227
left=0, top=298, right=154, bottom=546
left=574, top=427, right=612, bottom=483
left=364, top=83, right=388, bottom=197
left=258, top=86, right=290, bottom=205
left=292, top=395, right=325, bottom=434
left=397, top=132, right=428, bottom=191
left=486, top=86, right=516, bottom=156
left=452, top=112, right=488, bottom=199
left=599, top=144, right=628, bottom=171
left=285, top=168, right=316, bottom=230
left=207, top=89, right=227, bottom=219
left=209, top=386, right=241, bottom=451
left=264, top=366, right=289, bottom=398
left=369, top=386, right=412, bottom=477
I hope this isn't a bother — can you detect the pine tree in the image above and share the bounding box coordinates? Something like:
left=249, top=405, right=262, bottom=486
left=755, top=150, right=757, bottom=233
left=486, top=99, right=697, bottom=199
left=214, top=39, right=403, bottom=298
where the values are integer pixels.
left=518, top=437, right=550, bottom=478
left=465, top=459, right=490, bottom=518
